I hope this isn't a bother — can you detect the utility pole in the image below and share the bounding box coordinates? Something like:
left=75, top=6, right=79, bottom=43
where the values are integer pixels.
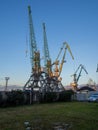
left=5, top=77, right=10, bottom=91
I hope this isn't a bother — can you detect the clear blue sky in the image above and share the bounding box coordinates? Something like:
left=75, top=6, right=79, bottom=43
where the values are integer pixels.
left=0, top=0, right=98, bottom=87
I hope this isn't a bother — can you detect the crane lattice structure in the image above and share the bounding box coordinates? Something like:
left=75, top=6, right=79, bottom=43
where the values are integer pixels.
left=23, top=6, right=46, bottom=93
left=23, top=5, right=74, bottom=95
left=42, top=23, right=60, bottom=92
left=44, top=41, right=74, bottom=92
left=42, top=23, right=53, bottom=76
left=51, top=42, right=74, bottom=91
left=43, top=23, right=51, bottom=68
left=53, top=42, right=74, bottom=78
left=71, top=64, right=88, bottom=91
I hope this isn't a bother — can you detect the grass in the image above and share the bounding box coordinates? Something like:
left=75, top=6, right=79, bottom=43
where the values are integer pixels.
left=0, top=102, right=98, bottom=130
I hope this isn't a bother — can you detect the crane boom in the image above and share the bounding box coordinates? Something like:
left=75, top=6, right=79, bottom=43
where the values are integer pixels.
left=43, top=23, right=51, bottom=66
left=53, top=41, right=74, bottom=78
left=42, top=23, right=52, bottom=77
left=76, top=67, right=83, bottom=82
left=56, top=42, right=74, bottom=61
left=28, top=5, right=37, bottom=69
left=78, top=65, right=88, bottom=79
left=65, top=42, right=74, bottom=60
left=75, top=64, right=81, bottom=74
left=56, top=42, right=65, bottom=61
left=75, top=64, right=88, bottom=82
left=82, top=65, right=88, bottom=74
left=59, top=42, right=74, bottom=76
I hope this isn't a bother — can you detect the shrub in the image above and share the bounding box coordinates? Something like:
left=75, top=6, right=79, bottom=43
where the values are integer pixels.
left=7, top=90, right=25, bottom=106
left=58, top=90, right=74, bottom=102
left=39, top=92, right=59, bottom=103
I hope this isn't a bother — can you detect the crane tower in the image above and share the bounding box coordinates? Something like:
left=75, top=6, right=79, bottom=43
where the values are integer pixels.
left=43, top=23, right=51, bottom=66
left=43, top=23, right=53, bottom=77
left=23, top=6, right=46, bottom=94
left=28, top=6, right=37, bottom=69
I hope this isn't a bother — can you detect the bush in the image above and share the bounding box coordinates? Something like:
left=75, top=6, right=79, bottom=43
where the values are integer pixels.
left=0, top=92, right=8, bottom=107
left=39, top=90, right=74, bottom=103
left=39, top=92, right=59, bottom=103
left=58, top=90, right=74, bottom=102
left=0, top=90, right=74, bottom=107
left=45, top=92, right=57, bottom=102
left=7, top=90, right=25, bottom=106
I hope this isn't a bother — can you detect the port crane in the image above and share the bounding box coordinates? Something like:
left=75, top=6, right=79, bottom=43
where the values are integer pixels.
left=45, top=42, right=74, bottom=92
left=24, top=6, right=46, bottom=94
left=71, top=64, right=88, bottom=91
left=42, top=23, right=56, bottom=92
left=53, top=42, right=74, bottom=80
left=42, top=23, right=62, bottom=92
left=42, top=26, right=74, bottom=92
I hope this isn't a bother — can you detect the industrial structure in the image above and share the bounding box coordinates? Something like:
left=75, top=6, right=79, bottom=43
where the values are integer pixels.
left=42, top=23, right=74, bottom=92
left=44, top=41, right=74, bottom=92
left=43, top=22, right=52, bottom=76
left=5, top=77, right=10, bottom=91
left=23, top=6, right=46, bottom=93
left=52, top=42, right=74, bottom=79
left=23, top=5, right=74, bottom=100
left=70, top=64, right=88, bottom=91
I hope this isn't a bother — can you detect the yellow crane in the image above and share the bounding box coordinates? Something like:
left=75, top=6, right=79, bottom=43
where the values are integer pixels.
left=53, top=41, right=74, bottom=80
